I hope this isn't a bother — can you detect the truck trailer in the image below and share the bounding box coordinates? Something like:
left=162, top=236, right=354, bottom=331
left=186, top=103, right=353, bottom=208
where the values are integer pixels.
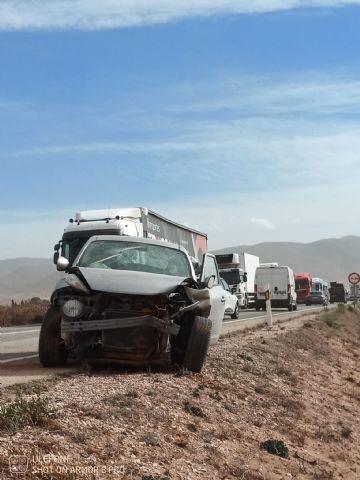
left=215, top=252, right=260, bottom=308
left=329, top=282, right=347, bottom=303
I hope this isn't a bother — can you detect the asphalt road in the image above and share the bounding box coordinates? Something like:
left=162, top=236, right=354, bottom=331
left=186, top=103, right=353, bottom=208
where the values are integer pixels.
left=0, top=304, right=325, bottom=366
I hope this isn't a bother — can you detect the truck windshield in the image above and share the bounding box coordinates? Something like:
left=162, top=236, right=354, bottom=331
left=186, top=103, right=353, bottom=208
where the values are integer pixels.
left=221, top=270, right=241, bottom=285
left=62, top=238, right=89, bottom=266
left=296, top=279, right=310, bottom=289
left=76, top=240, right=192, bottom=277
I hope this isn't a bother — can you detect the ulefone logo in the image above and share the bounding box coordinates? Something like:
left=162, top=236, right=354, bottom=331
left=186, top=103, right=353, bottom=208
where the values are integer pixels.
left=9, top=455, right=29, bottom=474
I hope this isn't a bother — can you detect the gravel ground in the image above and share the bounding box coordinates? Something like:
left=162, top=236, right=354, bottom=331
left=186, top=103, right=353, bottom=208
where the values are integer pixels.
left=0, top=307, right=359, bottom=479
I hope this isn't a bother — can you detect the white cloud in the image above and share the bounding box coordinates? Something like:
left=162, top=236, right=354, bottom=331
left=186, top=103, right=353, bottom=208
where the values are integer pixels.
left=151, top=180, right=360, bottom=251
left=2, top=72, right=360, bottom=257
left=0, top=1, right=359, bottom=30
left=171, top=75, right=360, bottom=116
left=251, top=218, right=275, bottom=230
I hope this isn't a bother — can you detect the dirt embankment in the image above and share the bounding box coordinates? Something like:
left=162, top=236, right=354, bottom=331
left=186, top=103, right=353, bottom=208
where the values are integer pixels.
left=0, top=307, right=359, bottom=479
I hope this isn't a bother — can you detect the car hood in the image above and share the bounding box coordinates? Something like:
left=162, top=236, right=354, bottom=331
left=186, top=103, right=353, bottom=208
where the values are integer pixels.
left=76, top=267, right=188, bottom=295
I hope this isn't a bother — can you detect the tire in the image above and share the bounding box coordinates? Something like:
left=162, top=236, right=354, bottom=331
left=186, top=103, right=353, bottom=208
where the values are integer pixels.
left=293, top=304, right=298, bottom=311
left=231, top=302, right=240, bottom=319
left=306, top=303, right=311, bottom=306
left=288, top=304, right=293, bottom=312
left=255, top=305, right=261, bottom=311
left=183, top=316, right=212, bottom=373
left=38, top=308, right=67, bottom=367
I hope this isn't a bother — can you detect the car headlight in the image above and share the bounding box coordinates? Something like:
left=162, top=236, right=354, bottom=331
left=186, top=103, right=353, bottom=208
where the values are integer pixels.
left=64, top=274, right=89, bottom=293
left=62, top=299, right=84, bottom=318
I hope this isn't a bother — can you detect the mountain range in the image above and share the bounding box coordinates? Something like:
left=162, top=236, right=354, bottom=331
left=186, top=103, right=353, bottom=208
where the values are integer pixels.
left=213, top=235, right=360, bottom=285
left=0, top=235, right=359, bottom=303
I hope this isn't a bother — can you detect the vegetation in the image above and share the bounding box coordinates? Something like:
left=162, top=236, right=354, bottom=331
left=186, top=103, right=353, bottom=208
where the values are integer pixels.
left=0, top=302, right=48, bottom=327
left=0, top=394, right=53, bottom=431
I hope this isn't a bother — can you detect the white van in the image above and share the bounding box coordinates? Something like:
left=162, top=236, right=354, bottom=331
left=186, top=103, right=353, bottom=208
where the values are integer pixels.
left=254, top=263, right=297, bottom=311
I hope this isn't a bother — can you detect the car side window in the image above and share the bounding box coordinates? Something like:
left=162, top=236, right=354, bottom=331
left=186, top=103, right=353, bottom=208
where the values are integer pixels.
left=203, top=256, right=220, bottom=285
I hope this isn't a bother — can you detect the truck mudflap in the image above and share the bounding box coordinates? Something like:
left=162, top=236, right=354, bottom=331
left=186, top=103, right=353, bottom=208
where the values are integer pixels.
left=61, top=315, right=180, bottom=336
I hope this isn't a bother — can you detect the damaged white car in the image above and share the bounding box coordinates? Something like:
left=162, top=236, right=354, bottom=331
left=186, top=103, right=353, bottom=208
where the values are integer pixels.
left=39, top=236, right=225, bottom=373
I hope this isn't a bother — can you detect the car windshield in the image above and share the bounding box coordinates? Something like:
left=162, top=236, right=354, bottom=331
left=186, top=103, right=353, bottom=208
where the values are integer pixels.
left=76, top=240, right=192, bottom=277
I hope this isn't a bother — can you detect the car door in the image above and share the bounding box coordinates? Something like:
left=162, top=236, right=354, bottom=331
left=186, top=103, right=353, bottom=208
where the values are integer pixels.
left=220, top=278, right=237, bottom=314
left=200, top=253, right=225, bottom=344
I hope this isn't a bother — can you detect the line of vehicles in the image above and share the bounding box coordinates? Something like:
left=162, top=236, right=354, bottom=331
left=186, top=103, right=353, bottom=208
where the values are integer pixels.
left=38, top=207, right=349, bottom=373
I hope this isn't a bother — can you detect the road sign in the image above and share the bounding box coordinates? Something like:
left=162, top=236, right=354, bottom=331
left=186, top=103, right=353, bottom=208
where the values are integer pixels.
left=348, top=272, right=360, bottom=285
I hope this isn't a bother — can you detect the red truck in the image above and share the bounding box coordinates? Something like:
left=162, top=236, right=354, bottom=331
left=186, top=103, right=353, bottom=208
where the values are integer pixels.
left=295, top=272, right=312, bottom=304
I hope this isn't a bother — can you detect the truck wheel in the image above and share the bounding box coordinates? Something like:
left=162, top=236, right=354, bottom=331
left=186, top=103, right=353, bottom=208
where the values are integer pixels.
left=38, top=308, right=67, bottom=367
left=183, top=316, right=212, bottom=373
left=231, top=303, right=240, bottom=319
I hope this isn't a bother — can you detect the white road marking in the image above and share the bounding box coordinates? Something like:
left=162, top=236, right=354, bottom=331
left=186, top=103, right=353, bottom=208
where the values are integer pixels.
left=0, top=354, right=39, bottom=364
left=0, top=329, right=40, bottom=336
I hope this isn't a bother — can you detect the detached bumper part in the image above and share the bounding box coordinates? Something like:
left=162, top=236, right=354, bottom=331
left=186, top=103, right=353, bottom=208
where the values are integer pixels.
left=61, top=315, right=180, bottom=336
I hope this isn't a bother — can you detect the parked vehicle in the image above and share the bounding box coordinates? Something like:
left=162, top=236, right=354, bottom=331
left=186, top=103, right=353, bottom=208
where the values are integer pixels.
left=215, top=252, right=260, bottom=309
left=220, top=277, right=240, bottom=319
left=295, top=272, right=312, bottom=304
left=305, top=277, right=328, bottom=306
left=254, top=263, right=297, bottom=311
left=53, top=207, right=208, bottom=268
left=39, top=235, right=226, bottom=373
left=329, top=282, right=347, bottom=303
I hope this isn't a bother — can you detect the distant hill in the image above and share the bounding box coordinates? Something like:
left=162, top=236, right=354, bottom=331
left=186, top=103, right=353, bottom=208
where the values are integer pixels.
left=0, top=258, right=61, bottom=304
left=0, top=236, right=359, bottom=303
left=212, top=235, right=360, bottom=285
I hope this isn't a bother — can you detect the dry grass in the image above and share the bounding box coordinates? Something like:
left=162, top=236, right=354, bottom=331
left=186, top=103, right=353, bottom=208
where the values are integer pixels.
left=0, top=303, right=48, bottom=327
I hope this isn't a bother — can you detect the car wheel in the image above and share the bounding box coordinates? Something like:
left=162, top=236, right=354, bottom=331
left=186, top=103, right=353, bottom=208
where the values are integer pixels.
left=231, top=302, right=240, bottom=319
left=255, top=305, right=261, bottom=311
left=293, top=304, right=298, bottom=311
left=288, top=304, right=294, bottom=311
left=38, top=308, right=67, bottom=367
left=183, top=316, right=212, bottom=373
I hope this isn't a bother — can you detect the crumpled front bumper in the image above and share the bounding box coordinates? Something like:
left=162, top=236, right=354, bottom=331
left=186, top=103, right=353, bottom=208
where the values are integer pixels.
left=61, top=315, right=180, bottom=336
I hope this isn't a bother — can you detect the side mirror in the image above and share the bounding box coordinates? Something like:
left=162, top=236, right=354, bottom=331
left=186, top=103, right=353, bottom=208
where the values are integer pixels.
left=204, top=275, right=215, bottom=289
left=57, top=256, right=70, bottom=271
left=243, top=273, right=248, bottom=282
left=54, top=243, right=61, bottom=251
left=231, top=287, right=237, bottom=294
left=53, top=252, right=59, bottom=265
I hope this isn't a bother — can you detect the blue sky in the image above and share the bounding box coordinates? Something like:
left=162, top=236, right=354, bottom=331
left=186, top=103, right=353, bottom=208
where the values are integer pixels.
left=1, top=1, right=360, bottom=258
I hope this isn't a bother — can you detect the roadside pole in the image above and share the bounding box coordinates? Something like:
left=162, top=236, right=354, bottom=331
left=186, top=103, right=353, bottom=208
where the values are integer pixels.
left=265, top=284, right=273, bottom=327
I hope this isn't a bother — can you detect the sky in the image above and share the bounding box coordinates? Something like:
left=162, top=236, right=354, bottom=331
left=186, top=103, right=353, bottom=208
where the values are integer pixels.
left=1, top=0, right=360, bottom=258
